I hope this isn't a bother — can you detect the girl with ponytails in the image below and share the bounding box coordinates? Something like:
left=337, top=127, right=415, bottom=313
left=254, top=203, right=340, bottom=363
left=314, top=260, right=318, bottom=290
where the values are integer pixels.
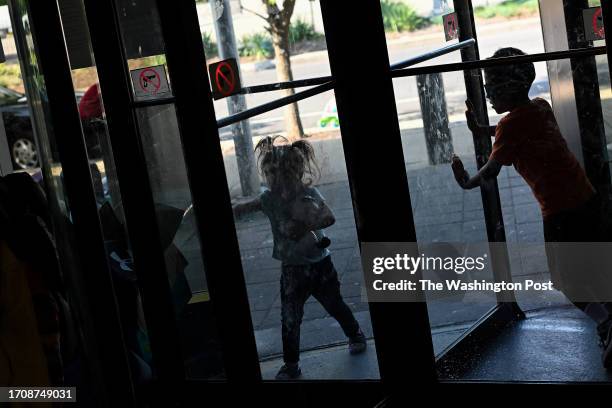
left=235, top=135, right=366, bottom=379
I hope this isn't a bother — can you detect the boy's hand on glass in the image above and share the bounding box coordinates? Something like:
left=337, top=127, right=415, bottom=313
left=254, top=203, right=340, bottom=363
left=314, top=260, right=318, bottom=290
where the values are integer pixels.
left=451, top=154, right=469, bottom=188
left=465, top=99, right=482, bottom=133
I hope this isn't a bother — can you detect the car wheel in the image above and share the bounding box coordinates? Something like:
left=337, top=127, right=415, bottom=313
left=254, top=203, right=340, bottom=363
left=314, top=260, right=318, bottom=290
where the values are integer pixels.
left=11, top=137, right=39, bottom=169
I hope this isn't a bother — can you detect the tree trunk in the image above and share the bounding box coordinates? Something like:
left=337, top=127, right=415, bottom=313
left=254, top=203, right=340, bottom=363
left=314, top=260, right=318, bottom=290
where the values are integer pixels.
left=271, top=28, right=305, bottom=139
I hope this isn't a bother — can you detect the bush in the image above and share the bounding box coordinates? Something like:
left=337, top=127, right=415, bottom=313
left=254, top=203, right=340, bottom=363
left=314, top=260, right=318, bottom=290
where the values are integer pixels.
left=239, top=32, right=274, bottom=59
left=289, top=19, right=323, bottom=44
left=474, top=0, right=539, bottom=19
left=202, top=31, right=218, bottom=58
left=0, top=63, right=22, bottom=91
left=380, top=0, right=431, bottom=33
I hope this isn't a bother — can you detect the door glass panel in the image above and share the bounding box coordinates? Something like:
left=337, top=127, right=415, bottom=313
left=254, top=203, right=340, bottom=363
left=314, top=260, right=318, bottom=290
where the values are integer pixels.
left=196, top=0, right=333, bottom=137
left=536, top=0, right=605, bottom=53
left=224, top=93, right=380, bottom=380
left=496, top=61, right=557, bottom=312
left=7, top=0, right=114, bottom=401
left=392, top=72, right=497, bottom=355
left=110, top=0, right=226, bottom=379
left=134, top=103, right=225, bottom=378
left=380, top=1, right=462, bottom=68
left=438, top=52, right=612, bottom=381
left=191, top=0, right=380, bottom=380
left=474, top=0, right=545, bottom=54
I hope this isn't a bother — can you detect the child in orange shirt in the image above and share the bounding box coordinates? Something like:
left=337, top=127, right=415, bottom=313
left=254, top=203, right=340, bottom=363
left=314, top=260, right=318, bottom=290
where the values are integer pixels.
left=451, top=47, right=612, bottom=368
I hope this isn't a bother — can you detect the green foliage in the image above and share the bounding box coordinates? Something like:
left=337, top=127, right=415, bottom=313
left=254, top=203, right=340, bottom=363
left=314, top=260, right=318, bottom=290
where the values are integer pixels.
left=380, top=0, right=431, bottom=33
left=288, top=19, right=323, bottom=44
left=0, top=63, right=22, bottom=90
left=239, top=32, right=274, bottom=59
left=474, top=0, right=539, bottom=19
left=202, top=31, right=218, bottom=58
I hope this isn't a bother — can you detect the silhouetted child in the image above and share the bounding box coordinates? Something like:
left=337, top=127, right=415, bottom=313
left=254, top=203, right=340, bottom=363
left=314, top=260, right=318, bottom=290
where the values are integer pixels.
left=451, top=47, right=612, bottom=368
left=235, top=135, right=366, bottom=380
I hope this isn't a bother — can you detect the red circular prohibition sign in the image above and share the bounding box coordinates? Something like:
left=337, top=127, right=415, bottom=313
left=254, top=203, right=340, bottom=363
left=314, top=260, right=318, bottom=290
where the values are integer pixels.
left=215, top=61, right=236, bottom=96
left=139, top=68, right=161, bottom=94
left=593, top=8, right=605, bottom=39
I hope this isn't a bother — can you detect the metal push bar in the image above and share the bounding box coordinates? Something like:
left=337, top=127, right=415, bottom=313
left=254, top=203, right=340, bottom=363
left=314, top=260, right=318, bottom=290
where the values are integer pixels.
left=217, top=38, right=476, bottom=128
left=391, top=46, right=607, bottom=78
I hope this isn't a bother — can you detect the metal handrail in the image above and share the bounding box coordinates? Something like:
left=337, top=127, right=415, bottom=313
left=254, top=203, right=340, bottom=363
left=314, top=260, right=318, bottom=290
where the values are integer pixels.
left=216, top=39, right=476, bottom=128
left=391, top=46, right=607, bottom=78
left=234, top=38, right=476, bottom=95
left=241, top=76, right=333, bottom=94
left=217, top=81, right=334, bottom=128
left=390, top=38, right=476, bottom=70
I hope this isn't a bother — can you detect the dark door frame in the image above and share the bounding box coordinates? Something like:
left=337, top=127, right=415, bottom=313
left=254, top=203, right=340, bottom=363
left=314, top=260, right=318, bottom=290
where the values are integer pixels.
left=8, top=0, right=135, bottom=404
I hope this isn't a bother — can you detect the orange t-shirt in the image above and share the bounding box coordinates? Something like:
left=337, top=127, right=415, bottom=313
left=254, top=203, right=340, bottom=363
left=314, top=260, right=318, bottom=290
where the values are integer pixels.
left=490, top=97, right=594, bottom=220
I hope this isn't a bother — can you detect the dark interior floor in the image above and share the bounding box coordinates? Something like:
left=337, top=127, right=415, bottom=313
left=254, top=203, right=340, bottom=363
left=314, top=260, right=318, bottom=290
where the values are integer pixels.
left=258, top=305, right=612, bottom=382
left=455, top=305, right=612, bottom=382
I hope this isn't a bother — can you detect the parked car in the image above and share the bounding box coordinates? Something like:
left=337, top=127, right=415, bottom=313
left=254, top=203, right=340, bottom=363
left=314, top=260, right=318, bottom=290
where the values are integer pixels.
left=0, top=85, right=37, bottom=169
left=0, top=85, right=85, bottom=170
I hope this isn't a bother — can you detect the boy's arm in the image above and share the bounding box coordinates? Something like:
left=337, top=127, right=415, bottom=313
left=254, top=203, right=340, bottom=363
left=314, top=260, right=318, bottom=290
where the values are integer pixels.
left=451, top=155, right=502, bottom=190
left=488, top=125, right=497, bottom=137
left=465, top=100, right=496, bottom=137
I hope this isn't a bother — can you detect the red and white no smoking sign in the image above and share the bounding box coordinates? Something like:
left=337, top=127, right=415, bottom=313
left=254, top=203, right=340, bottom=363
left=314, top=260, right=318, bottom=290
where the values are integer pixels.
left=130, top=64, right=171, bottom=101
left=443, top=12, right=459, bottom=41
left=584, top=6, right=605, bottom=41
left=208, top=58, right=242, bottom=100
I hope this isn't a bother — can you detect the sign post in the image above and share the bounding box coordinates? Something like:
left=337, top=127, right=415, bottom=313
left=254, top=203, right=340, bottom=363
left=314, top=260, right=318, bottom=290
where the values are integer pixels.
left=210, top=0, right=259, bottom=197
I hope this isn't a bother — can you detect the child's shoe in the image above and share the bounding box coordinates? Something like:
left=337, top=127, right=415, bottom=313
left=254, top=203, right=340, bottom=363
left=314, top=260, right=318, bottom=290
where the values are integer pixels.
left=348, top=330, right=367, bottom=355
left=275, top=362, right=302, bottom=380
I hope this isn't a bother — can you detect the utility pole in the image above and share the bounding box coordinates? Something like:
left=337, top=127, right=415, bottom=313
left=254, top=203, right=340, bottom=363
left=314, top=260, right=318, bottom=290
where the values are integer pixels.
left=309, top=0, right=316, bottom=28
left=416, top=73, right=452, bottom=165
left=211, top=0, right=260, bottom=197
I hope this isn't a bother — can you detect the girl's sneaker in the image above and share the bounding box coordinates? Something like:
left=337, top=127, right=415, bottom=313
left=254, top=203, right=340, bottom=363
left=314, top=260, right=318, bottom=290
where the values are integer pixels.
left=275, top=362, right=302, bottom=380
left=349, top=330, right=367, bottom=355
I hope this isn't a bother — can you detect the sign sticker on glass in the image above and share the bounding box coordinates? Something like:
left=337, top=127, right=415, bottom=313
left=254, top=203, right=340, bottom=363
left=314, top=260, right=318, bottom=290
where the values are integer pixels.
left=130, top=64, right=172, bottom=101
left=584, top=6, right=605, bottom=41
left=208, top=58, right=242, bottom=100
left=443, top=12, right=459, bottom=41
